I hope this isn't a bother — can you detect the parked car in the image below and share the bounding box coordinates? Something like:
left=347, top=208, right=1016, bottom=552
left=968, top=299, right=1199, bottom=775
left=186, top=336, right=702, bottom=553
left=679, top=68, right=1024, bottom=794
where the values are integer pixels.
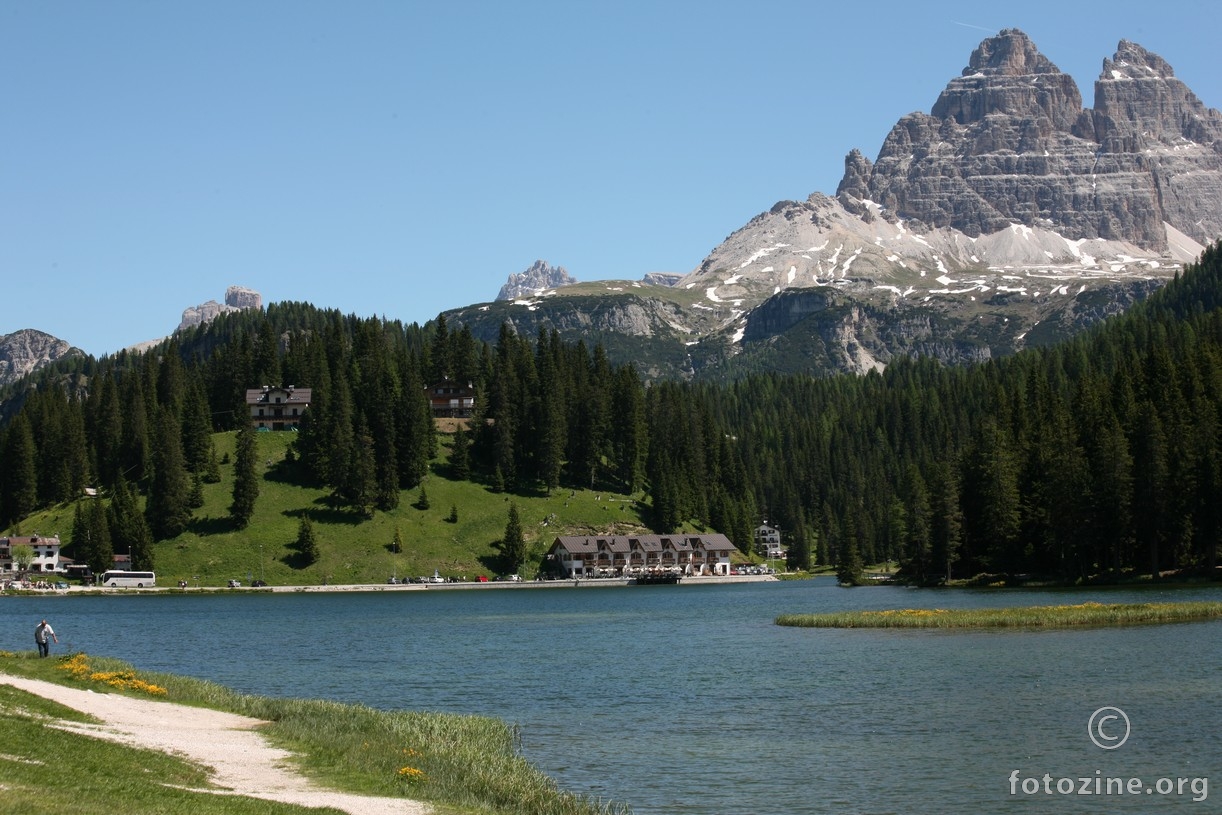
left=475, top=575, right=489, bottom=582
left=227, top=579, right=242, bottom=588
left=387, top=577, right=400, bottom=584
left=251, top=579, right=267, bottom=587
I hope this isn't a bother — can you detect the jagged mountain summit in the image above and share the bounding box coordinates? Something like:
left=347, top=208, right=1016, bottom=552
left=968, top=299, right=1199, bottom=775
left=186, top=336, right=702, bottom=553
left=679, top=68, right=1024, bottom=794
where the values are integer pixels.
left=178, top=285, right=263, bottom=332
left=448, top=30, right=1222, bottom=378
left=0, top=329, right=82, bottom=388
left=838, top=30, right=1222, bottom=249
left=679, top=30, right=1219, bottom=347
left=496, top=261, right=577, bottom=301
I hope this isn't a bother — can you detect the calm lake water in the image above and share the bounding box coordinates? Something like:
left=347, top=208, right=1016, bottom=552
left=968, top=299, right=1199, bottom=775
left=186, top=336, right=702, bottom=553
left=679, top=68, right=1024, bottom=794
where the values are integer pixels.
left=4, top=579, right=1220, bottom=813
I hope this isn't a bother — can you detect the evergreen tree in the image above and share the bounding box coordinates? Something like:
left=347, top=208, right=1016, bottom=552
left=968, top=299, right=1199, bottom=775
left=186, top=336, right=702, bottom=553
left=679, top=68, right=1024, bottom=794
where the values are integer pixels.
left=449, top=424, right=471, bottom=480
left=296, top=516, right=319, bottom=565
left=145, top=408, right=192, bottom=540
left=73, top=498, right=114, bottom=575
left=0, top=414, right=38, bottom=526
left=203, top=442, right=223, bottom=484
left=391, top=526, right=404, bottom=554
left=230, top=423, right=260, bottom=529
left=108, top=477, right=154, bottom=572
left=188, top=472, right=206, bottom=509
left=501, top=502, right=526, bottom=573
left=836, top=535, right=864, bottom=586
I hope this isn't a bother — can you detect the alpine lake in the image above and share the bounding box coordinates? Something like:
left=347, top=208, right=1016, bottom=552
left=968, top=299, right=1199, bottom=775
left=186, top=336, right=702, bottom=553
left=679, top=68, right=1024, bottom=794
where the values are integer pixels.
left=4, top=577, right=1219, bottom=814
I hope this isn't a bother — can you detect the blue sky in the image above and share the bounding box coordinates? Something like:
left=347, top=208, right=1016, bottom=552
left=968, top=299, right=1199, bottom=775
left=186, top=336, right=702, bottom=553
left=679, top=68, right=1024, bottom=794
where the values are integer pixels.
left=3, top=0, right=1219, bottom=356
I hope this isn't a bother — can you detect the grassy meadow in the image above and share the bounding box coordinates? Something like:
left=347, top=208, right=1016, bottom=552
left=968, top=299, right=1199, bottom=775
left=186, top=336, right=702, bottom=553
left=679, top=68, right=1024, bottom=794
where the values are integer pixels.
left=775, top=601, right=1222, bottom=629
left=15, top=427, right=667, bottom=587
left=0, top=650, right=629, bottom=815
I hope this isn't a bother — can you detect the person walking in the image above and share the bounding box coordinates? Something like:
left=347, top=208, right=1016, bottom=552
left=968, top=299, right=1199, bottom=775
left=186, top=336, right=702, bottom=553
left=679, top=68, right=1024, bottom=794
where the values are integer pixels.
left=34, top=619, right=58, bottom=658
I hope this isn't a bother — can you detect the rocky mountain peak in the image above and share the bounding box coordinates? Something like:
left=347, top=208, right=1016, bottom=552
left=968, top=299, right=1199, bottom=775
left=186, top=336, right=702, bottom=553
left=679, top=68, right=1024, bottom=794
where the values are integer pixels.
left=930, top=28, right=1082, bottom=130
left=1091, top=39, right=1222, bottom=150
left=0, top=329, right=81, bottom=388
left=496, top=260, right=577, bottom=301
left=836, top=30, right=1222, bottom=251
left=178, top=286, right=263, bottom=333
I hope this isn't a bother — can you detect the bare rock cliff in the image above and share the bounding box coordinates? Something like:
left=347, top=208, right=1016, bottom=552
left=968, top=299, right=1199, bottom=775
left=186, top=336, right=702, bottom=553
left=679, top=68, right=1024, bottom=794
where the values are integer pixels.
left=178, top=286, right=263, bottom=332
left=836, top=30, right=1222, bottom=251
left=0, top=329, right=81, bottom=388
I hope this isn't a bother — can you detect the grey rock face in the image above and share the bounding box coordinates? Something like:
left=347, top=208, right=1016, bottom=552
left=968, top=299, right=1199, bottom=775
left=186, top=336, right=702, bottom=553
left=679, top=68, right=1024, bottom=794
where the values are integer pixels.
left=496, top=260, right=577, bottom=301
left=225, top=285, right=263, bottom=311
left=640, top=272, right=683, bottom=287
left=178, top=286, right=263, bottom=332
left=836, top=29, right=1222, bottom=251
left=0, top=329, right=80, bottom=387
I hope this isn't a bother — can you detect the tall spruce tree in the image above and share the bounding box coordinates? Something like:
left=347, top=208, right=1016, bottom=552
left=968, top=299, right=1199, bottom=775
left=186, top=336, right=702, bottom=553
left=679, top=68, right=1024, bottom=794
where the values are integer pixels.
left=109, top=477, right=155, bottom=572
left=145, top=408, right=192, bottom=540
left=501, top=502, right=526, bottom=573
left=230, top=423, right=260, bottom=529
left=0, top=414, right=38, bottom=526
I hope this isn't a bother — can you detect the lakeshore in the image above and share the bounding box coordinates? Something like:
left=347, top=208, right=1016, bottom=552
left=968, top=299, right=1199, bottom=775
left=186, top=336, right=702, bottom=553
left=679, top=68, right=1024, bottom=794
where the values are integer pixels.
left=4, top=572, right=780, bottom=595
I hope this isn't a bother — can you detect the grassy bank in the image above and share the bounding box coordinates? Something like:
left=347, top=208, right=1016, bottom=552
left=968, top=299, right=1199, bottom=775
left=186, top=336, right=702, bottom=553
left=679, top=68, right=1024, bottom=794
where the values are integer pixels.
left=0, top=651, right=629, bottom=815
left=775, top=601, right=1222, bottom=629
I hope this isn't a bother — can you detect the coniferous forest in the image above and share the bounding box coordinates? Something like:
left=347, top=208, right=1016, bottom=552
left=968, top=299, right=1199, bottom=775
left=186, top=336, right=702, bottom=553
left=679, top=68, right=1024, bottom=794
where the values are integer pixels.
left=4, top=245, right=1222, bottom=584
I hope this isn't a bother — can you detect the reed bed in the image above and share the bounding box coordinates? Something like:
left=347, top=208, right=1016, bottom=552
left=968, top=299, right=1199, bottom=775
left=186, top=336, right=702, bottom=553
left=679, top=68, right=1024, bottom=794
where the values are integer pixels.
left=775, top=601, right=1222, bottom=629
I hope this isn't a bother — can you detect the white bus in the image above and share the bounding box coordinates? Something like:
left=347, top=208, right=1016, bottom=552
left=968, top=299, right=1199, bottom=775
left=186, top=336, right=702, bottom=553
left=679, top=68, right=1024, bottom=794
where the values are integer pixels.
left=100, top=570, right=156, bottom=588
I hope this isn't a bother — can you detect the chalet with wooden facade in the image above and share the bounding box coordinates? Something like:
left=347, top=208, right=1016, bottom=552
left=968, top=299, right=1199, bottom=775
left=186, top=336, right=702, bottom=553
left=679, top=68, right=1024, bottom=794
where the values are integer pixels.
left=427, top=379, right=476, bottom=418
left=246, top=385, right=312, bottom=430
left=546, top=534, right=737, bottom=578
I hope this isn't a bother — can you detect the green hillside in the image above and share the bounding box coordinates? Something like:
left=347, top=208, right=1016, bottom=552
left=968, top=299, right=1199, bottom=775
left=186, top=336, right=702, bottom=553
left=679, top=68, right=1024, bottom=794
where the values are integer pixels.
left=26, top=428, right=661, bottom=587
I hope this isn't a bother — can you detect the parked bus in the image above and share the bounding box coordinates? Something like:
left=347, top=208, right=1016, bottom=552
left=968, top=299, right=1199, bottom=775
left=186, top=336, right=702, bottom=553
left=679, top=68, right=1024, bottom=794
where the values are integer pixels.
left=100, top=570, right=156, bottom=588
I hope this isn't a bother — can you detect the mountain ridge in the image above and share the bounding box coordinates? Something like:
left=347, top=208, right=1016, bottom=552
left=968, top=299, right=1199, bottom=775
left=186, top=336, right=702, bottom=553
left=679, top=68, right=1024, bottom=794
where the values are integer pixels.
left=445, top=30, right=1221, bottom=378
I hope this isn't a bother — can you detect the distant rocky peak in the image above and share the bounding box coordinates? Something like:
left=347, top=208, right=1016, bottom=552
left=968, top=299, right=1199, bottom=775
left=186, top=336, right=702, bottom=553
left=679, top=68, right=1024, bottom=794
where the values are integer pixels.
left=496, top=260, right=577, bottom=301
left=1103, top=40, right=1176, bottom=82
left=1093, top=39, right=1222, bottom=148
left=931, top=28, right=1082, bottom=129
left=0, top=328, right=80, bottom=387
left=836, top=29, right=1222, bottom=251
left=178, top=286, right=263, bottom=333
left=963, top=28, right=1059, bottom=77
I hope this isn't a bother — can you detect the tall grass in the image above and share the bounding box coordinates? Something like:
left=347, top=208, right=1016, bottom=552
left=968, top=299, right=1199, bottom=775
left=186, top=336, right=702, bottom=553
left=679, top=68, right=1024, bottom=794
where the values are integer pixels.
left=1, top=651, right=630, bottom=815
left=775, top=601, right=1222, bottom=629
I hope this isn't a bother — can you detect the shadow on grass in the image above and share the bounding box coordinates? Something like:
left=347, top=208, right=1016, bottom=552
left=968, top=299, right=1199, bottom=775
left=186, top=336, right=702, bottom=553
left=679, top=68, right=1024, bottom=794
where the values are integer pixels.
left=187, top=515, right=236, bottom=536
left=281, top=500, right=368, bottom=526
left=280, top=550, right=316, bottom=570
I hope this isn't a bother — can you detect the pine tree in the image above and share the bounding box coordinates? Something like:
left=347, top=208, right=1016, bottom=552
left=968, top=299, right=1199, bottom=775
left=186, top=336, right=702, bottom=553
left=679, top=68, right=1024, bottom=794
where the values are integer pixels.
left=73, top=498, right=114, bottom=574
left=145, top=408, right=192, bottom=540
left=108, top=477, right=155, bottom=572
left=836, top=536, right=864, bottom=587
left=296, top=516, right=319, bottom=565
left=449, top=424, right=471, bottom=480
left=230, top=423, right=260, bottom=529
left=501, top=502, right=526, bottom=573
left=0, top=414, right=38, bottom=526
left=203, top=442, right=222, bottom=484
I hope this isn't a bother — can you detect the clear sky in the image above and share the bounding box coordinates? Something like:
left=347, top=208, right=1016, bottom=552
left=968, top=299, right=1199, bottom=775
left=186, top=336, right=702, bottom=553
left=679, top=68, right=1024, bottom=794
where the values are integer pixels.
left=3, top=0, right=1219, bottom=356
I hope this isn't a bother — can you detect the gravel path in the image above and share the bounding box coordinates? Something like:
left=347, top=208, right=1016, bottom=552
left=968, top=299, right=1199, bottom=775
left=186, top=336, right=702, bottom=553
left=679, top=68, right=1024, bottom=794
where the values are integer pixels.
left=0, top=674, right=430, bottom=815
